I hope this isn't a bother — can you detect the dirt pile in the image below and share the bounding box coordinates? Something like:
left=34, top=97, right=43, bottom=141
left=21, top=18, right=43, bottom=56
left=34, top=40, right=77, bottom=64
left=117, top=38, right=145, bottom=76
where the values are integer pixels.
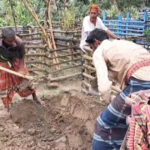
left=0, top=91, right=105, bottom=150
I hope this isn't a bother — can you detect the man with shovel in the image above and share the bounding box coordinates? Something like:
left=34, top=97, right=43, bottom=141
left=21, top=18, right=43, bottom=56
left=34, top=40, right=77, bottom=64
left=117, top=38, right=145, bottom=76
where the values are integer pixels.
left=0, top=27, right=44, bottom=115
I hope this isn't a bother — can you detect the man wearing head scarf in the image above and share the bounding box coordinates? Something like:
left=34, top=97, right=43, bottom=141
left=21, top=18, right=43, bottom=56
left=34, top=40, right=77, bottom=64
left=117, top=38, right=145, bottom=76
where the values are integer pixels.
left=86, top=28, right=150, bottom=150
left=0, top=27, right=44, bottom=115
left=80, top=4, right=119, bottom=52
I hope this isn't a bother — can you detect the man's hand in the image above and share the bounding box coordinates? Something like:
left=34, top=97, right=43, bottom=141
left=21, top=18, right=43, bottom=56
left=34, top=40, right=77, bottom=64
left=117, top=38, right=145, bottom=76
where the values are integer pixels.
left=125, top=97, right=135, bottom=105
left=126, top=115, right=131, bottom=125
left=125, top=94, right=142, bottom=105
left=100, top=89, right=111, bottom=103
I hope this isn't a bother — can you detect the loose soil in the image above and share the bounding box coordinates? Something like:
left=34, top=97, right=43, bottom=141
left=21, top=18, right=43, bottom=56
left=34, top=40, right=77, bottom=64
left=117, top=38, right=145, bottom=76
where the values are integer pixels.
left=0, top=79, right=107, bottom=150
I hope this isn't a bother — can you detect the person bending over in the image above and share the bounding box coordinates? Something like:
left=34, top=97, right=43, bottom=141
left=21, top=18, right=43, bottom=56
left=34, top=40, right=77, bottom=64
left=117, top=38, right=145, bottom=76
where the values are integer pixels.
left=0, top=27, right=44, bottom=115
left=86, top=28, right=150, bottom=150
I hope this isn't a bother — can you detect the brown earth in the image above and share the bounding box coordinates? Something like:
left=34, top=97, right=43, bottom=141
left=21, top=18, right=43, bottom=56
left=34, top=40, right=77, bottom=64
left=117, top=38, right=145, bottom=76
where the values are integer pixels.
left=0, top=79, right=107, bottom=150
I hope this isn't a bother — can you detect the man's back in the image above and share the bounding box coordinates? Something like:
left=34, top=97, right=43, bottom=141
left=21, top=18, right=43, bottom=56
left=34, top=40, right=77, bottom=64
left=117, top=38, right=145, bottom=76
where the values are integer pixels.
left=104, top=40, right=149, bottom=64
left=102, top=39, right=150, bottom=87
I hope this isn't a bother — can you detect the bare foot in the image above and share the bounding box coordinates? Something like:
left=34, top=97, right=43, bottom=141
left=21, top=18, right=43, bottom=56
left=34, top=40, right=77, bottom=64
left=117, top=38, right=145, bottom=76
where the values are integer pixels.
left=33, top=98, right=46, bottom=106
left=32, top=92, right=45, bottom=106
left=38, top=99, right=46, bottom=106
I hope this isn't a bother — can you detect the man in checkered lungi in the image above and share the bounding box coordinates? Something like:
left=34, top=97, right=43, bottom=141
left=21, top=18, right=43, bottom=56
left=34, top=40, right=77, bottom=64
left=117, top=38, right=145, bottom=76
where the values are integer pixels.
left=0, top=28, right=44, bottom=115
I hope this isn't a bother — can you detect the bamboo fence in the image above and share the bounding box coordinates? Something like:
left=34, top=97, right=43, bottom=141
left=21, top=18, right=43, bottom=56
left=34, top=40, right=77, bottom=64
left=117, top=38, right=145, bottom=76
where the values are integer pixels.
left=81, top=46, right=98, bottom=94
left=1, top=25, right=148, bottom=93
left=11, top=26, right=83, bottom=83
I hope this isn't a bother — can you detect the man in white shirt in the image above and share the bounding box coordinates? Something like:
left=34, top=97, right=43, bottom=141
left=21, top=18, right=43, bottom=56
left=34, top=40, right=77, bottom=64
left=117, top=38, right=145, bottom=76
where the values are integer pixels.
left=80, top=4, right=119, bottom=52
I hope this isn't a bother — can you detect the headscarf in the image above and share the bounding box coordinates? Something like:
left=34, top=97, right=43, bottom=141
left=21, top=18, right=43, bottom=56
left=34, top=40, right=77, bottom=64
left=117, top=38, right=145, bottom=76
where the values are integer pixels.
left=90, top=4, right=100, bottom=13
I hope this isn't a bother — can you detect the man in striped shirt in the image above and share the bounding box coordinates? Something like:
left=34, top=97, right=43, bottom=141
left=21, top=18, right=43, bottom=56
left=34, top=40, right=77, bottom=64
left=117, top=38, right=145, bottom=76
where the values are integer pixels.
left=86, top=28, right=150, bottom=150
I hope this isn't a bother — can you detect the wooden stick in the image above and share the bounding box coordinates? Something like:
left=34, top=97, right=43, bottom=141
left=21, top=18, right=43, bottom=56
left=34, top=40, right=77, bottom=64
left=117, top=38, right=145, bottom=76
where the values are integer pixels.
left=82, top=80, right=91, bottom=88
left=83, top=64, right=96, bottom=71
left=26, top=61, right=50, bottom=67
left=111, top=86, right=121, bottom=93
left=51, top=64, right=81, bottom=73
left=26, top=53, right=47, bottom=57
left=46, top=0, right=60, bottom=69
left=19, top=29, right=81, bottom=35
left=50, top=72, right=81, bottom=82
left=83, top=55, right=93, bottom=61
left=0, top=66, right=33, bottom=80
left=25, top=45, right=46, bottom=48
left=50, top=52, right=81, bottom=59
left=47, top=0, right=57, bottom=50
left=82, top=73, right=96, bottom=80
left=49, top=46, right=80, bottom=53
left=50, top=58, right=81, bottom=66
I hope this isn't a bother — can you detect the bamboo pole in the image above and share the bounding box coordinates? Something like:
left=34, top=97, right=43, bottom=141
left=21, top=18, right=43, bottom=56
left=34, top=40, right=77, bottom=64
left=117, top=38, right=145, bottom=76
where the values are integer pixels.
left=26, top=61, right=50, bottom=67
left=0, top=66, right=33, bottom=80
left=82, top=73, right=96, bottom=80
left=46, top=0, right=60, bottom=69
left=29, top=68, right=47, bottom=72
left=26, top=53, right=46, bottom=57
left=82, top=80, right=91, bottom=88
left=21, top=0, right=50, bottom=46
left=51, top=64, right=81, bottom=74
left=111, top=86, right=121, bottom=93
left=29, top=64, right=48, bottom=73
left=50, top=52, right=81, bottom=59
left=50, top=72, right=81, bottom=82
left=19, top=30, right=81, bottom=37
left=47, top=0, right=57, bottom=50
left=49, top=46, right=79, bottom=52
left=21, top=0, right=60, bottom=69
left=25, top=45, right=46, bottom=48
left=25, top=45, right=79, bottom=51
left=83, top=64, right=96, bottom=71
left=83, top=55, right=93, bottom=61
left=50, top=58, right=81, bottom=67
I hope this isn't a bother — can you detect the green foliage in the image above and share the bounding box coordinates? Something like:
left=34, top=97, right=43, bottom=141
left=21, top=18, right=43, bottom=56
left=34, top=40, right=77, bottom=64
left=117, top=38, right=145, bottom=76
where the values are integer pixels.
left=144, top=29, right=150, bottom=42
left=51, top=8, right=60, bottom=22
left=122, top=6, right=139, bottom=19
left=73, top=1, right=89, bottom=19
left=118, top=0, right=144, bottom=11
left=0, top=18, right=7, bottom=27
left=0, top=0, right=149, bottom=27
left=15, top=1, right=35, bottom=26
left=0, top=0, right=14, bottom=26
left=103, top=5, right=119, bottom=19
left=0, top=0, right=46, bottom=27
left=62, top=7, right=76, bottom=30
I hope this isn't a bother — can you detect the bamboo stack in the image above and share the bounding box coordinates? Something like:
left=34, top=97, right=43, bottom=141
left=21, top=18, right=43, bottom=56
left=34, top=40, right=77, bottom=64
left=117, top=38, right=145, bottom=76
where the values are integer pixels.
left=1, top=25, right=82, bottom=83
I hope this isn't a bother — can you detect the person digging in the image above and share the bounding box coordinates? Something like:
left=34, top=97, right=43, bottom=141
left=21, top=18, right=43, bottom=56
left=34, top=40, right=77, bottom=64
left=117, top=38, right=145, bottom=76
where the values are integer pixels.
left=0, top=27, right=45, bottom=116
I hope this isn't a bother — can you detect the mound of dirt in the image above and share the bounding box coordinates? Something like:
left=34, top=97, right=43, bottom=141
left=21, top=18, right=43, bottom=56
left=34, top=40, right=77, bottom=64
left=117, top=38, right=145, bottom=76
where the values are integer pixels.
left=0, top=91, right=106, bottom=150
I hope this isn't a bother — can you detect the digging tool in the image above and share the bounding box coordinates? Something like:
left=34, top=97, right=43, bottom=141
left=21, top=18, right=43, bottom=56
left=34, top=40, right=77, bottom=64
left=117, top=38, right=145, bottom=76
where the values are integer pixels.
left=111, top=86, right=121, bottom=93
left=0, top=66, right=33, bottom=80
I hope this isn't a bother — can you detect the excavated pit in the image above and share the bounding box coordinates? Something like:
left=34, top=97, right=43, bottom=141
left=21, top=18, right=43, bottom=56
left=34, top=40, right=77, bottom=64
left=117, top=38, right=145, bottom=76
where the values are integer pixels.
left=0, top=91, right=106, bottom=150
